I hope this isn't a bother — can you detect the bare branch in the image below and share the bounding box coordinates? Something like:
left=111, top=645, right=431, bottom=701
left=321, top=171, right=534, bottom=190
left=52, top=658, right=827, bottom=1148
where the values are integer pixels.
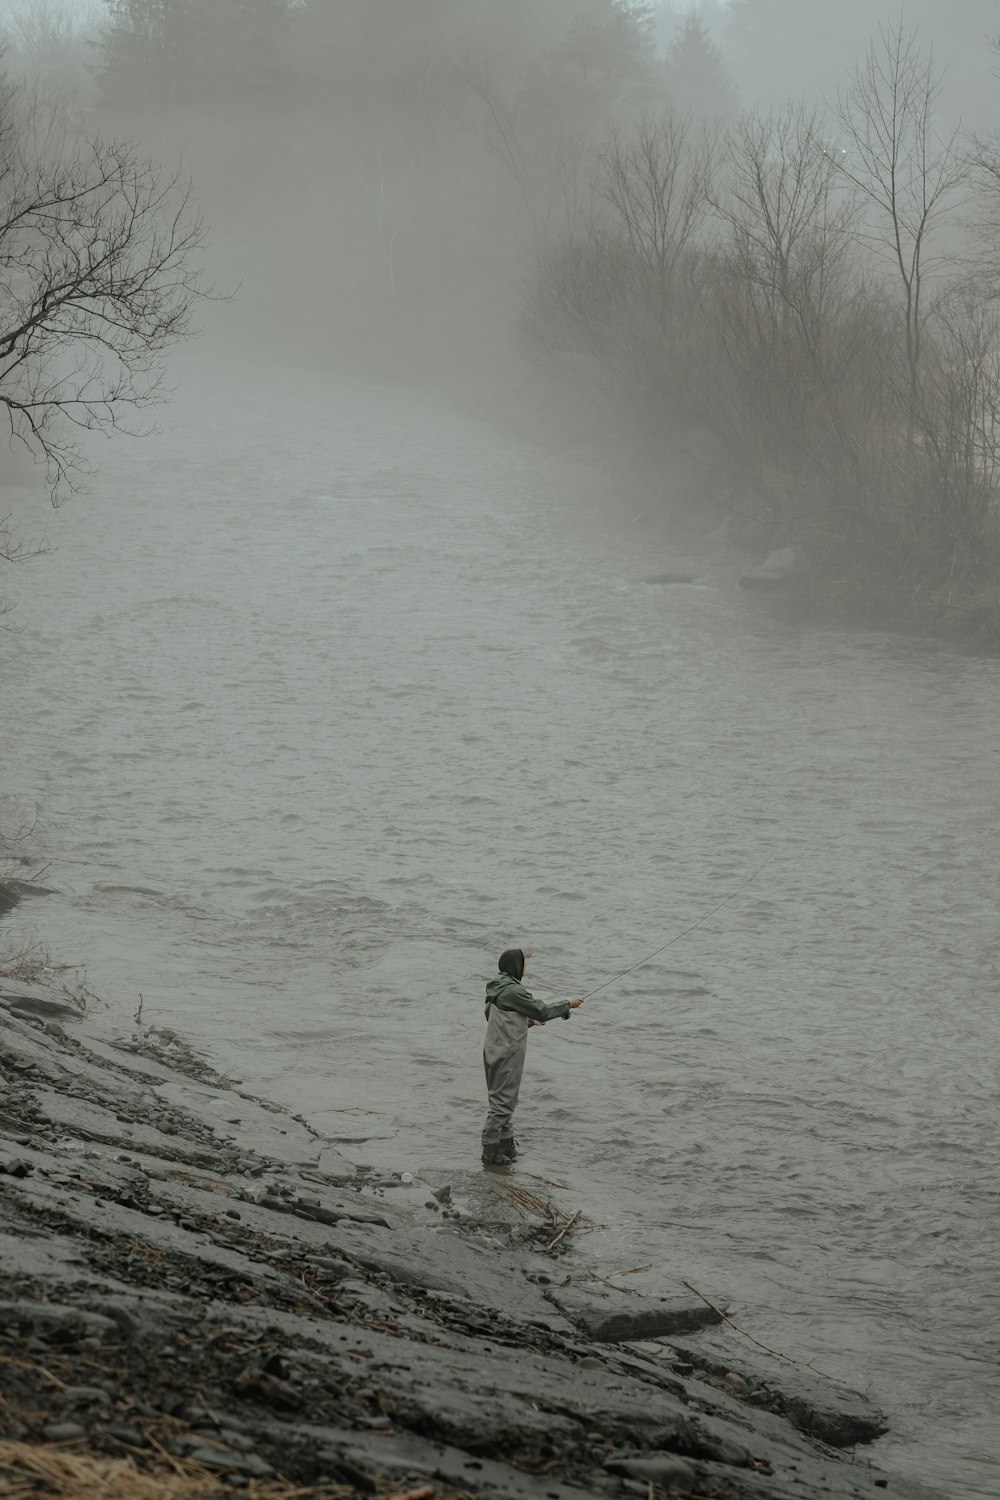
left=0, top=72, right=211, bottom=505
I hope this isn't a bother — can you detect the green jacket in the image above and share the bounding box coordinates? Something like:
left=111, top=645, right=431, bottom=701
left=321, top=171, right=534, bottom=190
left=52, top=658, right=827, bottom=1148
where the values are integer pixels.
left=485, top=973, right=571, bottom=1024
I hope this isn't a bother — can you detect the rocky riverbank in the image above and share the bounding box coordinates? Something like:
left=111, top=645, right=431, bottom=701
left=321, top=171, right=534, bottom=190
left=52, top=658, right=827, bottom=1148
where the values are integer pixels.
left=1, top=977, right=941, bottom=1500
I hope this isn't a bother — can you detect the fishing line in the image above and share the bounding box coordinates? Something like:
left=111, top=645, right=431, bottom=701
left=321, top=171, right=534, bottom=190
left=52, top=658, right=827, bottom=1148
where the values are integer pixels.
left=578, top=851, right=776, bottom=1001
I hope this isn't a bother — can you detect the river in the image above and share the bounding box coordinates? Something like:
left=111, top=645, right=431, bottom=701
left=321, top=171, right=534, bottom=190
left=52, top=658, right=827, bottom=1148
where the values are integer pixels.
left=3, top=350, right=998, bottom=1497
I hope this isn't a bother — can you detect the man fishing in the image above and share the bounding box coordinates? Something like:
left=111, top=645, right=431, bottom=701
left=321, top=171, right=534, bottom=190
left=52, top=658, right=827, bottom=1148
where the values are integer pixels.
left=481, top=947, right=584, bottom=1167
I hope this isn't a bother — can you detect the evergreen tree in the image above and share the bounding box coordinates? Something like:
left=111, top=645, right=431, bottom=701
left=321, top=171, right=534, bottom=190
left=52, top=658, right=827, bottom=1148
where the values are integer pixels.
left=95, top=0, right=292, bottom=116
left=663, top=13, right=739, bottom=118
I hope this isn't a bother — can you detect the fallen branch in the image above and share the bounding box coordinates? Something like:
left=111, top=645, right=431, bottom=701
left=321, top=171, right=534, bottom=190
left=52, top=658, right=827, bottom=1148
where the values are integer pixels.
left=0, top=1354, right=69, bottom=1390
left=546, top=1209, right=581, bottom=1252
left=682, top=1282, right=833, bottom=1379
left=516, top=1170, right=569, bottom=1190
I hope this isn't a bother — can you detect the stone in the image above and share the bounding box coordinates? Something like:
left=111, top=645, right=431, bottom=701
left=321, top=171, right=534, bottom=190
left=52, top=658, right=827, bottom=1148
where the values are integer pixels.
left=43, top=1421, right=87, bottom=1440
left=302, top=1256, right=352, bottom=1279
left=184, top=1445, right=273, bottom=1477
left=63, top=1385, right=112, bottom=1405
left=739, top=544, right=804, bottom=590
left=666, top=1332, right=889, bottom=1448
left=102, top=1424, right=146, bottom=1445
left=549, top=1287, right=722, bottom=1343
left=606, top=1454, right=697, bottom=1485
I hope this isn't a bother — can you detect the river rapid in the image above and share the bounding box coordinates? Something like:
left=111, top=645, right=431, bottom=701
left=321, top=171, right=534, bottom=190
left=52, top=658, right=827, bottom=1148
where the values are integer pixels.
left=3, top=352, right=998, bottom=1497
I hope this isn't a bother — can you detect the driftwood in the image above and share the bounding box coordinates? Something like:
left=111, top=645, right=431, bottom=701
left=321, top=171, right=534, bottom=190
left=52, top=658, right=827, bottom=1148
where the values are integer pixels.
left=682, top=1281, right=832, bottom=1379
left=545, top=1209, right=581, bottom=1252
left=498, top=1182, right=586, bottom=1253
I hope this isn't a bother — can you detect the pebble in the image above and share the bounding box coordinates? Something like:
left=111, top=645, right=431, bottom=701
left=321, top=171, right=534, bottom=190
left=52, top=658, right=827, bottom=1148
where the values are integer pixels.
left=63, top=1385, right=112, bottom=1405
left=218, top=1430, right=256, bottom=1451
left=225, top=1209, right=242, bottom=1220
left=725, top=1371, right=750, bottom=1396
left=43, top=1421, right=86, bottom=1440
left=185, top=1446, right=273, bottom=1477
left=102, top=1424, right=146, bottom=1445
left=302, top=1255, right=352, bottom=1279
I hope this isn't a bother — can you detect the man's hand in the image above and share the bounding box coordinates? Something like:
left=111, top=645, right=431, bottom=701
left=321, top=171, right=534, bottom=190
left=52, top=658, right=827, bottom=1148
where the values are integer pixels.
left=569, top=997, right=584, bottom=1009
left=531, top=1018, right=546, bottom=1027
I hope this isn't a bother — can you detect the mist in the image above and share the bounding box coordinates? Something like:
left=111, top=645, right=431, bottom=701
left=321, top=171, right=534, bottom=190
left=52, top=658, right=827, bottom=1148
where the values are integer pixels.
left=2, top=8, right=1000, bottom=1500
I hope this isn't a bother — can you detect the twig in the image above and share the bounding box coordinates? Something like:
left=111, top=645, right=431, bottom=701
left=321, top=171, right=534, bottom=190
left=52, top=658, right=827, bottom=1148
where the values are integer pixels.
left=134, top=992, right=144, bottom=1025
left=516, top=1169, right=569, bottom=1190
left=141, top=1431, right=188, bottom=1476
left=193, top=1390, right=220, bottom=1427
left=0, top=1354, right=68, bottom=1390
left=546, top=1208, right=581, bottom=1251
left=682, top=1282, right=833, bottom=1378
left=616, top=1263, right=652, bottom=1275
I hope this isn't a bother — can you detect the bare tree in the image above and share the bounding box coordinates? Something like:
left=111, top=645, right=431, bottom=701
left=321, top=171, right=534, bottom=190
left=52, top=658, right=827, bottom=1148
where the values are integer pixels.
left=833, top=22, right=969, bottom=437
left=600, top=113, right=717, bottom=303
left=0, top=66, right=208, bottom=506
left=698, top=103, right=888, bottom=531
left=918, top=291, right=1000, bottom=549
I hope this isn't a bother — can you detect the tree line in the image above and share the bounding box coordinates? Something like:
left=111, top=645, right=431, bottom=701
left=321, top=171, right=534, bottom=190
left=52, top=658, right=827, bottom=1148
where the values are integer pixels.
left=2, top=3, right=1000, bottom=638
left=528, top=22, right=1000, bottom=637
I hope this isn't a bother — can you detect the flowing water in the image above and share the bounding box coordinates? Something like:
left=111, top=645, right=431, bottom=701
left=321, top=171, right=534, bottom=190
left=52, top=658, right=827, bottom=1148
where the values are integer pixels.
left=3, top=353, right=998, bottom=1496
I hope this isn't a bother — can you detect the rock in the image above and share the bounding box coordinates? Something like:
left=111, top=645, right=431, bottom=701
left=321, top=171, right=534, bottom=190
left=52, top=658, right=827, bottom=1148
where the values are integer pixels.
left=63, top=1385, right=112, bottom=1406
left=739, top=545, right=804, bottom=590
left=549, top=1286, right=722, bottom=1343
left=102, top=1424, right=146, bottom=1445
left=302, top=1255, right=352, bottom=1279
left=606, top=1454, right=697, bottom=1486
left=42, top=1421, right=87, bottom=1440
left=666, top=1332, right=889, bottom=1448
left=293, top=1203, right=343, bottom=1226
left=725, top=1371, right=750, bottom=1396
left=184, top=1445, right=273, bottom=1477
left=0, top=1159, right=33, bottom=1178
left=0, top=984, right=82, bottom=1019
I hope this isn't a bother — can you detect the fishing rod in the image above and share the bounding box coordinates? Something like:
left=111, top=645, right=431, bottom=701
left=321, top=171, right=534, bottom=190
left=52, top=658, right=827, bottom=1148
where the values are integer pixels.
left=577, top=851, right=775, bottom=1001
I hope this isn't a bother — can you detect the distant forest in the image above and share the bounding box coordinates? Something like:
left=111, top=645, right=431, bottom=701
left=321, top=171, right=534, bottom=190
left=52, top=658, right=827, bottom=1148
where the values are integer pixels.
left=4, top=1, right=1000, bottom=639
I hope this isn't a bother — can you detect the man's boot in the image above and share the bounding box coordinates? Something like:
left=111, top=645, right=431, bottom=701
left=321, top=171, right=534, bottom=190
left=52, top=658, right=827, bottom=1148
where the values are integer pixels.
left=498, top=1137, right=517, bottom=1162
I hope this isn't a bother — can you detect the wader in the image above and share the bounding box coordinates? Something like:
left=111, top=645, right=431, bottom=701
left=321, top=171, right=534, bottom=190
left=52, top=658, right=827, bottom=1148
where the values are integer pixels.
left=481, top=1003, right=530, bottom=1156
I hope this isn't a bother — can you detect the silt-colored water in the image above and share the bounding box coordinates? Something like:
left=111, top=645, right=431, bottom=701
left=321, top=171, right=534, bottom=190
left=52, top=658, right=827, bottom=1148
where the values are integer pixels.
left=3, top=355, right=998, bottom=1496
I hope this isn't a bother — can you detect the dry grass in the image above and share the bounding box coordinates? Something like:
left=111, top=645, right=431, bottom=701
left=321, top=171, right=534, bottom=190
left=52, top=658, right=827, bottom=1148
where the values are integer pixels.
left=0, top=1443, right=354, bottom=1500
left=0, top=1445, right=476, bottom=1500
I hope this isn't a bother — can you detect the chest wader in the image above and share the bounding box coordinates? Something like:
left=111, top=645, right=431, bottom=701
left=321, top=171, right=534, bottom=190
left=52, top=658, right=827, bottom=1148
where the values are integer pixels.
left=482, top=1002, right=530, bottom=1162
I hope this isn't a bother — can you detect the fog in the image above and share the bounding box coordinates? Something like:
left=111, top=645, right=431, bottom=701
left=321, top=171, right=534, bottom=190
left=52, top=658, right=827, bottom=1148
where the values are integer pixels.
left=5, top=1, right=998, bottom=424
left=3, top=7, right=1000, bottom=1499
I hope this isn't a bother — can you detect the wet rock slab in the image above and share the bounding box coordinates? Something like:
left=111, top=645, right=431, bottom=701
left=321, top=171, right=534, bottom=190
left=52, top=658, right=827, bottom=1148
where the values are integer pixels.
left=548, top=1282, right=722, bottom=1342
left=663, top=1328, right=890, bottom=1448
left=0, top=986, right=944, bottom=1500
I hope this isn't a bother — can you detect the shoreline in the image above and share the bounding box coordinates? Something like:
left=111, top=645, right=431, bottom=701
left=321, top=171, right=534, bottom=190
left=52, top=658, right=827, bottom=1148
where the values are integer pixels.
left=1, top=975, right=942, bottom=1500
